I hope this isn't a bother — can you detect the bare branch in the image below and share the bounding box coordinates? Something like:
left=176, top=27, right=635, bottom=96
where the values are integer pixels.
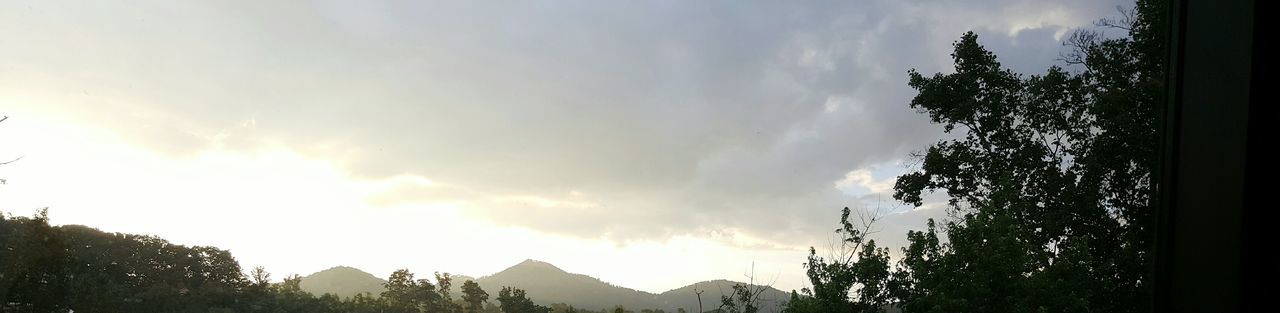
left=0, top=156, right=22, bottom=165
left=1096, top=6, right=1136, bottom=31
left=841, top=205, right=889, bottom=265
left=1058, top=29, right=1101, bottom=66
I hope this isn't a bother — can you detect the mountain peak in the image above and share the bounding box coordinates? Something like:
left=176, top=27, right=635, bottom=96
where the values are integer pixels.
left=506, top=259, right=566, bottom=273
left=295, top=262, right=787, bottom=311
left=299, top=266, right=386, bottom=299
left=320, top=265, right=361, bottom=272
left=308, top=265, right=377, bottom=277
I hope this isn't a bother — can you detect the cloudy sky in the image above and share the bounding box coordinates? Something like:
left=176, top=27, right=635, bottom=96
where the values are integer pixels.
left=1, top=0, right=1127, bottom=293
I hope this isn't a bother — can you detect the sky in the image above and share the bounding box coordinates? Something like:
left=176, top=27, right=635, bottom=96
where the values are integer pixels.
left=0, top=0, right=1128, bottom=294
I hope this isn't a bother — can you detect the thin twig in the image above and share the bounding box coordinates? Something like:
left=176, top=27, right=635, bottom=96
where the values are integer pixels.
left=0, top=156, right=23, bottom=165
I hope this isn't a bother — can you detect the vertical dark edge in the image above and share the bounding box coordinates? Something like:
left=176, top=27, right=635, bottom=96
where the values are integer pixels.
left=1157, top=0, right=1253, bottom=311
left=1242, top=0, right=1259, bottom=308
left=1152, top=0, right=1183, bottom=310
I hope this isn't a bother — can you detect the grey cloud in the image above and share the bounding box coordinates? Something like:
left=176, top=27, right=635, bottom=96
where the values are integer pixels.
left=2, top=0, right=1129, bottom=247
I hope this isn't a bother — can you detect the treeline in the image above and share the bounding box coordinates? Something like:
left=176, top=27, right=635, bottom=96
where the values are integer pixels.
left=0, top=210, right=589, bottom=313
left=0, top=210, right=711, bottom=313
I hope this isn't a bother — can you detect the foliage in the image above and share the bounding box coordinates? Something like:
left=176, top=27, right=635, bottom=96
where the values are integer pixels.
left=0, top=212, right=498, bottom=313
left=784, top=208, right=890, bottom=313
left=463, top=279, right=491, bottom=313
left=434, top=272, right=465, bottom=313
left=0, top=212, right=732, bottom=313
left=787, top=0, right=1165, bottom=312
left=1, top=210, right=249, bottom=312
left=497, top=286, right=552, bottom=313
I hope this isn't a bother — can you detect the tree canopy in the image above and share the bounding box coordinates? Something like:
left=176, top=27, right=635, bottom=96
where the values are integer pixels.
left=497, top=286, right=552, bottom=313
left=787, top=0, right=1166, bottom=312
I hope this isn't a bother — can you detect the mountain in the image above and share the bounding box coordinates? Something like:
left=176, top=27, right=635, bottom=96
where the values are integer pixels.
left=473, top=260, right=791, bottom=311
left=299, top=260, right=791, bottom=311
left=298, top=266, right=386, bottom=299
left=299, top=268, right=477, bottom=299
left=472, top=259, right=659, bottom=310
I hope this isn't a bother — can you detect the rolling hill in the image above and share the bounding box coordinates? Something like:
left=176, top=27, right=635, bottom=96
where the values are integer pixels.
left=298, top=266, right=387, bottom=299
left=470, top=259, right=660, bottom=310
left=298, top=259, right=790, bottom=311
left=656, top=279, right=791, bottom=312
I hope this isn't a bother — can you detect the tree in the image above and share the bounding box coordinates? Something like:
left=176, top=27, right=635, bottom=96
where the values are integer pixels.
left=885, top=1, right=1166, bottom=312
left=272, top=274, right=323, bottom=313
left=462, top=280, right=490, bottom=313
left=497, top=286, right=551, bottom=313
left=434, top=272, right=464, bottom=313
left=2, top=210, right=260, bottom=312
left=783, top=0, right=1166, bottom=312
left=382, top=269, right=443, bottom=313
left=0, top=209, right=69, bottom=312
left=1, top=209, right=411, bottom=313
left=250, top=266, right=272, bottom=287
left=784, top=207, right=890, bottom=313
left=717, top=263, right=782, bottom=313
left=717, top=284, right=760, bottom=313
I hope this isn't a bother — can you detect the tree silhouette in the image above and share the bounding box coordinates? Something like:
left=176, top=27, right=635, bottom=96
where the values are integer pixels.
left=889, top=1, right=1165, bottom=311
left=787, top=0, right=1166, bottom=311
left=497, top=286, right=551, bottom=313
left=462, top=280, right=490, bottom=313
left=382, top=269, right=444, bottom=313
left=784, top=207, right=891, bottom=313
left=434, top=272, right=465, bottom=313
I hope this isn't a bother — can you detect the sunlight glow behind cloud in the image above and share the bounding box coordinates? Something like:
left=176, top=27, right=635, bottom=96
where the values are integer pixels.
left=0, top=108, right=808, bottom=292
left=2, top=0, right=1128, bottom=293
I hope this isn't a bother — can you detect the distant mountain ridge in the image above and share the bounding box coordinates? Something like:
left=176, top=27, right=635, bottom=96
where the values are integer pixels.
left=471, top=259, right=659, bottom=310
left=297, top=266, right=386, bottom=299
left=298, top=259, right=790, bottom=311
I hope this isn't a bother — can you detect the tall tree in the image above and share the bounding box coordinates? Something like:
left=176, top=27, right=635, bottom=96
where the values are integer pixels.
left=382, top=269, right=442, bottom=313
left=784, top=207, right=891, bottom=313
left=886, top=0, right=1167, bottom=312
left=785, top=0, right=1166, bottom=312
left=434, top=272, right=464, bottom=313
left=462, top=280, right=490, bottom=313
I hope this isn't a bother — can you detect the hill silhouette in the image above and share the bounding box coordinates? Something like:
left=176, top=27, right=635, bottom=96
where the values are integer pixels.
left=656, top=279, right=790, bottom=312
left=298, top=266, right=387, bottom=299
left=298, top=259, right=789, bottom=311
left=471, top=259, right=659, bottom=310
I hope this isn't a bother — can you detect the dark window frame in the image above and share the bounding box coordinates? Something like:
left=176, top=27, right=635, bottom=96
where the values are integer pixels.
left=1155, top=0, right=1255, bottom=311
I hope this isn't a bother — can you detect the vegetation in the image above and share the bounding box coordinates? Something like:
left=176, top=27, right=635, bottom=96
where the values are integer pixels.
left=496, top=287, right=551, bottom=313
left=0, top=212, right=776, bottom=312
left=784, top=0, right=1166, bottom=312
left=0, top=211, right=548, bottom=313
left=462, top=280, right=489, bottom=313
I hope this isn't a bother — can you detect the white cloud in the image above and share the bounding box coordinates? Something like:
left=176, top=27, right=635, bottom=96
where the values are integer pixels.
left=835, top=168, right=897, bottom=197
